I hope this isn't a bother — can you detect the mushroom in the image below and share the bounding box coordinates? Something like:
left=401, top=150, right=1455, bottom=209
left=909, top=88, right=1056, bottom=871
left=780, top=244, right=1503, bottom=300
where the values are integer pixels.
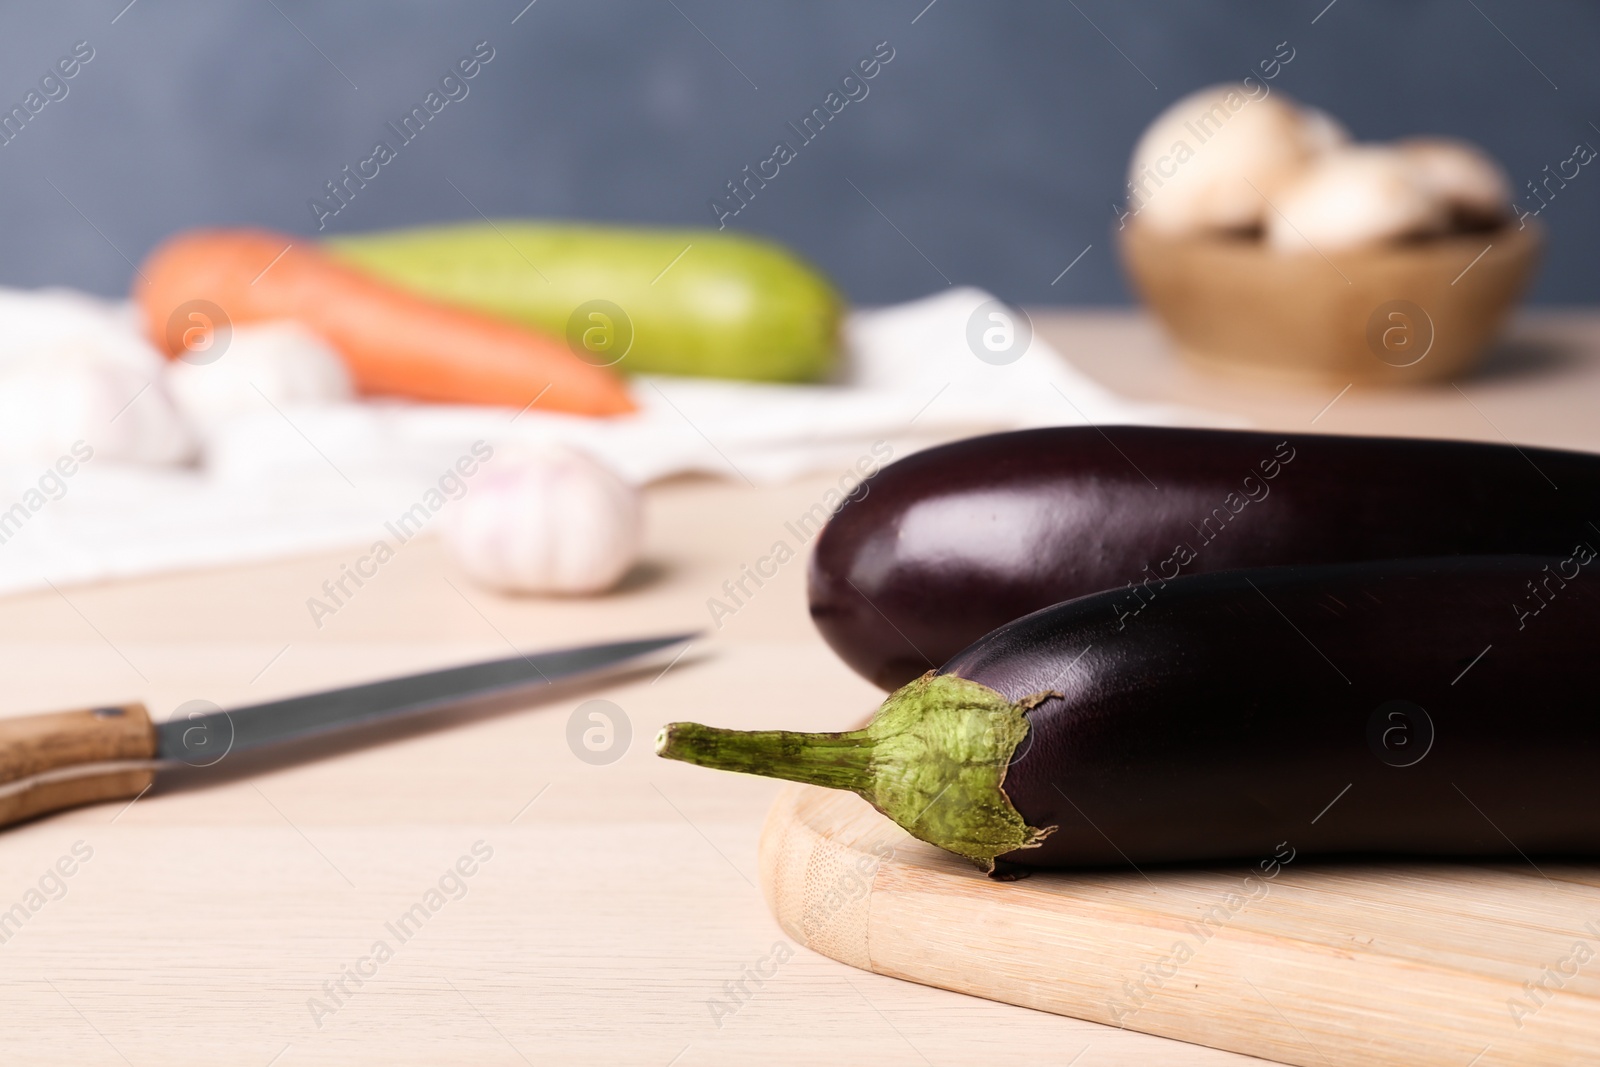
left=1397, top=137, right=1511, bottom=228
left=1299, top=106, right=1353, bottom=155
left=1127, top=84, right=1348, bottom=235
left=1265, top=145, right=1450, bottom=253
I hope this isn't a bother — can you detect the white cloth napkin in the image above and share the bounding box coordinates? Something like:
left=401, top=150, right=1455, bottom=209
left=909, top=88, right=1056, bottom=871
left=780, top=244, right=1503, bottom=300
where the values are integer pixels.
left=0, top=286, right=1226, bottom=596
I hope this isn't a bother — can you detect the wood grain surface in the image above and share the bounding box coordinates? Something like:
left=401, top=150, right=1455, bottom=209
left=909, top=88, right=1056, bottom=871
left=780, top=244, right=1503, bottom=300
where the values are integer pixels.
left=761, top=784, right=1600, bottom=1067
left=0, top=311, right=1595, bottom=1065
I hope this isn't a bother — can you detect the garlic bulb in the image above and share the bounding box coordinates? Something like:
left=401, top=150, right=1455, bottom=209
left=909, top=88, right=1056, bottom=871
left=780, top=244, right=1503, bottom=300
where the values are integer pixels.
left=165, top=320, right=352, bottom=435
left=0, top=356, right=194, bottom=465
left=0, top=288, right=194, bottom=465
left=1397, top=137, right=1511, bottom=227
left=443, top=445, right=641, bottom=595
left=1128, top=85, right=1346, bottom=235
left=1266, top=146, right=1450, bottom=252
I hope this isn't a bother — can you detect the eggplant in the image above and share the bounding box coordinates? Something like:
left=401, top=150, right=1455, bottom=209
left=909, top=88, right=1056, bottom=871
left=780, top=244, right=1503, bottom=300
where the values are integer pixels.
left=660, top=554, right=1600, bottom=873
left=809, top=426, right=1600, bottom=689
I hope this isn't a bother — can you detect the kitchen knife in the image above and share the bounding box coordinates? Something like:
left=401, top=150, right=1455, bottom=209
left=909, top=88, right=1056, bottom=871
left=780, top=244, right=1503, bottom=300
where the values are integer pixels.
left=0, top=632, right=694, bottom=829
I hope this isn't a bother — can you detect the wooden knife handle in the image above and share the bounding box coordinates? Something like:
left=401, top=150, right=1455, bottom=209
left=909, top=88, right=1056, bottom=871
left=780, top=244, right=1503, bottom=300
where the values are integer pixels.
left=0, top=704, right=158, bottom=828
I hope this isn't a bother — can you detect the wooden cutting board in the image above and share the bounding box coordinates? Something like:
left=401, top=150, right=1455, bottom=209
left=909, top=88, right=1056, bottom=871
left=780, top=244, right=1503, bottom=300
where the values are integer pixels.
left=759, top=783, right=1600, bottom=1067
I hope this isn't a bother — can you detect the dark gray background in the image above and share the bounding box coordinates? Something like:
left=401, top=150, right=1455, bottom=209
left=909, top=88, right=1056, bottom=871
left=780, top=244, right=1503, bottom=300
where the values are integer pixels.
left=2, top=1, right=1595, bottom=305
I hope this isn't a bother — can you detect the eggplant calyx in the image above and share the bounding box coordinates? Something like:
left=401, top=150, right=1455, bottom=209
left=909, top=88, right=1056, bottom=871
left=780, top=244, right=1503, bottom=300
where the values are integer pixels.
left=655, top=672, right=1055, bottom=872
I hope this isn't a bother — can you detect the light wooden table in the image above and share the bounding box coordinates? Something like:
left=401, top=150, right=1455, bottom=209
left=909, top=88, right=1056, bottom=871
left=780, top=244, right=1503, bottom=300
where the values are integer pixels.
left=1, top=311, right=1596, bottom=1066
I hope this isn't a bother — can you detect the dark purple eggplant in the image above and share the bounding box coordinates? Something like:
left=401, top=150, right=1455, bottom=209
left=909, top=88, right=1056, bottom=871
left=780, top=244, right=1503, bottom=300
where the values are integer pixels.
left=809, top=426, right=1600, bottom=689
left=661, top=553, right=1600, bottom=873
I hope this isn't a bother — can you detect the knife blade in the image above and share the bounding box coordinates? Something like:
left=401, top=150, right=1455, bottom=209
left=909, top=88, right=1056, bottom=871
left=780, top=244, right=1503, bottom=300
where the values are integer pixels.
left=156, top=632, right=693, bottom=764
left=0, top=631, right=695, bottom=829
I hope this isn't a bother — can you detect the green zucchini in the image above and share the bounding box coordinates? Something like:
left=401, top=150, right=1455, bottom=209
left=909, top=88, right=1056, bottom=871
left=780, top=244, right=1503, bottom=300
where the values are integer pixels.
left=328, top=222, right=843, bottom=382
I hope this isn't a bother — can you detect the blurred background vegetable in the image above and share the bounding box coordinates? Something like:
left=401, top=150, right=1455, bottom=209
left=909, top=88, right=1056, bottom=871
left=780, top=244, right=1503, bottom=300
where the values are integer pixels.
left=136, top=228, right=636, bottom=414
left=332, top=223, right=843, bottom=383
left=0, top=288, right=193, bottom=465
left=164, top=321, right=352, bottom=436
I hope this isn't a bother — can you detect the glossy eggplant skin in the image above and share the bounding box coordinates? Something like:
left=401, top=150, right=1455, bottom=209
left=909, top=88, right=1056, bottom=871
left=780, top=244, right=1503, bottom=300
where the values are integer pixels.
left=810, top=426, right=1600, bottom=690
left=942, top=555, right=1600, bottom=870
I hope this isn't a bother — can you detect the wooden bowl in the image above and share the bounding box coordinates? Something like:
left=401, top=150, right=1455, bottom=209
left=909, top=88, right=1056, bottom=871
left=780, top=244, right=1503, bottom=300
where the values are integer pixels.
left=1118, top=221, right=1542, bottom=386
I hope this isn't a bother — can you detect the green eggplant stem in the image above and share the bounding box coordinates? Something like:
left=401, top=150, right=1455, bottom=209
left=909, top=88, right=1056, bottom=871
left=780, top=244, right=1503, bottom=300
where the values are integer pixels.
left=654, top=722, right=876, bottom=794
left=654, top=672, right=1057, bottom=871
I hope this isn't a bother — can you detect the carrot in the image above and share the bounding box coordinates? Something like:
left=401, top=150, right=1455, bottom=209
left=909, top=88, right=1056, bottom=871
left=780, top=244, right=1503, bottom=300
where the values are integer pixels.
left=134, top=228, right=635, bottom=416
